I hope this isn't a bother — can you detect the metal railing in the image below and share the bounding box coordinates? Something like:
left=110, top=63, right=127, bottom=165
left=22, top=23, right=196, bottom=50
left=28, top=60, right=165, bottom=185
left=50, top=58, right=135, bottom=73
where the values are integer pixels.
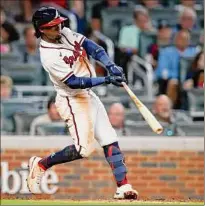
left=127, top=55, right=154, bottom=100
left=14, top=86, right=54, bottom=98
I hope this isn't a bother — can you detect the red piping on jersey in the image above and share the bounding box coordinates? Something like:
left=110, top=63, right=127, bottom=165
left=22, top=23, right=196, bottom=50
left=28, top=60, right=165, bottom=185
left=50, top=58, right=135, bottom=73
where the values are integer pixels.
left=61, top=33, right=75, bottom=47
left=61, top=71, right=74, bottom=82
left=61, top=33, right=85, bottom=48
left=66, top=97, right=80, bottom=145
left=79, top=36, right=85, bottom=45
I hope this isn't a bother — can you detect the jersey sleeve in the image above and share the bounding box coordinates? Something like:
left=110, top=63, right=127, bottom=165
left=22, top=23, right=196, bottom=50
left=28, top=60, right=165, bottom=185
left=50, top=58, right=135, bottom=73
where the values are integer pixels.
left=61, top=27, right=86, bottom=46
left=45, top=54, right=74, bottom=82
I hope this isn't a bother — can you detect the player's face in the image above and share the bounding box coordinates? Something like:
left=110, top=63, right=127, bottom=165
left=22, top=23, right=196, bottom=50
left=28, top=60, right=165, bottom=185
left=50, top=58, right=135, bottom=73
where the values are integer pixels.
left=41, top=24, right=62, bottom=40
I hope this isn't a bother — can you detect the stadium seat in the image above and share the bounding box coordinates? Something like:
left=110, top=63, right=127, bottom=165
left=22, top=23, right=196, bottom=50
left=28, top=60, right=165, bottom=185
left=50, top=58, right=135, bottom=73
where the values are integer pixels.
left=130, top=98, right=154, bottom=110
left=148, top=8, right=178, bottom=27
left=1, top=99, right=40, bottom=134
left=1, top=53, right=20, bottom=68
left=126, top=122, right=159, bottom=136
left=1, top=63, right=43, bottom=85
left=178, top=122, right=204, bottom=136
left=101, top=7, right=133, bottom=42
left=197, top=9, right=204, bottom=28
left=179, top=57, right=194, bottom=84
left=187, top=88, right=204, bottom=112
left=190, top=32, right=201, bottom=46
left=125, top=109, right=143, bottom=121
left=13, top=111, right=46, bottom=135
left=36, top=122, right=68, bottom=136
left=85, top=0, right=99, bottom=21
left=1, top=97, right=47, bottom=119
left=107, top=86, right=145, bottom=97
left=139, top=31, right=157, bottom=58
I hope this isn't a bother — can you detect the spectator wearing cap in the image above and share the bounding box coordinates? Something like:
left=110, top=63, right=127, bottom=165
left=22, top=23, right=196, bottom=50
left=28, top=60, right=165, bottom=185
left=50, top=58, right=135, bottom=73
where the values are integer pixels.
left=172, top=6, right=199, bottom=34
left=91, top=0, right=128, bottom=31
left=0, top=75, right=13, bottom=99
left=155, top=30, right=198, bottom=107
left=29, top=96, right=61, bottom=135
left=146, top=21, right=172, bottom=69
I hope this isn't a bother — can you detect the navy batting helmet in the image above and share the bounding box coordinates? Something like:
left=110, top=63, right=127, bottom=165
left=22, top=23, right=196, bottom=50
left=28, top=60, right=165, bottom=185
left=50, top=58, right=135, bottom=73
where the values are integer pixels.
left=32, top=6, right=67, bottom=38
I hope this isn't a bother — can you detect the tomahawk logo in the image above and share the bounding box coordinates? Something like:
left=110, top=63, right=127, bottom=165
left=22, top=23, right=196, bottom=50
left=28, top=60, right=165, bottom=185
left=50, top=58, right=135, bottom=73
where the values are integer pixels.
left=1, top=162, right=59, bottom=194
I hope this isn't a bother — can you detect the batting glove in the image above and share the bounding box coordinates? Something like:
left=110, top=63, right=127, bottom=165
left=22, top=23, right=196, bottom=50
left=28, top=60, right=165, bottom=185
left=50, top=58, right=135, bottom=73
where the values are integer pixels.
left=106, top=64, right=124, bottom=78
left=105, top=76, right=124, bottom=87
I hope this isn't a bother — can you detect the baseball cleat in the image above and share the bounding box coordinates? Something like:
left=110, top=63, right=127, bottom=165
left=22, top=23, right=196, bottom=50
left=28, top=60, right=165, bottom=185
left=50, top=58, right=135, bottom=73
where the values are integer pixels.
left=27, top=156, right=45, bottom=194
left=114, top=184, right=138, bottom=199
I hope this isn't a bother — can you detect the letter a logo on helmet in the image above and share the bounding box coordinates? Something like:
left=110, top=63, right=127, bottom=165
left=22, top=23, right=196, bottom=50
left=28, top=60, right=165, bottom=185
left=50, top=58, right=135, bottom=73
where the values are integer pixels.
left=32, top=7, right=67, bottom=38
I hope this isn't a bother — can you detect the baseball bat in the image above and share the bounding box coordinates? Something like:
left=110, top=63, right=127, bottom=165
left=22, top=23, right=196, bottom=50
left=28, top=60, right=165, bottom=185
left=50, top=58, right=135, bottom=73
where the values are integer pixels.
left=122, top=82, right=163, bottom=134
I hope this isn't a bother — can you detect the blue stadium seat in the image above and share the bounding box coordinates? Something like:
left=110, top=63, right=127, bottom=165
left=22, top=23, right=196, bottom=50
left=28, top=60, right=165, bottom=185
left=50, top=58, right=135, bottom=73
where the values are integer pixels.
left=36, top=122, right=68, bottom=136
left=1, top=63, right=43, bottom=85
left=13, top=111, right=46, bottom=135
left=101, top=7, right=133, bottom=42
left=179, top=57, right=194, bottom=84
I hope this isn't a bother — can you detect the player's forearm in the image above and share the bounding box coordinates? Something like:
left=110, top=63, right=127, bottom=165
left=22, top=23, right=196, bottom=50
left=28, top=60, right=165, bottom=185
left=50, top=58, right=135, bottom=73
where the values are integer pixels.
left=64, top=74, right=106, bottom=89
left=82, top=38, right=114, bottom=69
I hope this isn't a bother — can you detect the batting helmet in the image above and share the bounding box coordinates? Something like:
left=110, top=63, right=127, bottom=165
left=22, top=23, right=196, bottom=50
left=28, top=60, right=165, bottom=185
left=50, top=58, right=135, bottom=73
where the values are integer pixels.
left=32, top=6, right=67, bottom=38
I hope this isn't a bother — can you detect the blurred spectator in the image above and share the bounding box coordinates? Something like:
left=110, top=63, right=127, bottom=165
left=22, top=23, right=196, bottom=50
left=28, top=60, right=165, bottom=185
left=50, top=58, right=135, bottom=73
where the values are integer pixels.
left=172, top=6, right=198, bottom=34
left=146, top=21, right=172, bottom=69
left=176, top=0, right=202, bottom=11
left=0, top=44, right=10, bottom=53
left=119, top=6, right=154, bottom=53
left=0, top=75, right=13, bottom=100
left=152, top=95, right=179, bottom=136
left=14, top=26, right=41, bottom=64
left=70, top=0, right=86, bottom=34
left=153, top=95, right=173, bottom=123
left=0, top=7, right=19, bottom=44
left=199, top=32, right=204, bottom=46
left=139, top=0, right=162, bottom=9
left=30, top=96, right=61, bottom=135
left=108, top=103, right=127, bottom=136
left=183, top=51, right=204, bottom=90
left=155, top=30, right=198, bottom=106
left=91, top=0, right=128, bottom=31
left=118, top=6, right=154, bottom=76
left=1, top=0, right=33, bottom=22
left=40, top=0, right=67, bottom=8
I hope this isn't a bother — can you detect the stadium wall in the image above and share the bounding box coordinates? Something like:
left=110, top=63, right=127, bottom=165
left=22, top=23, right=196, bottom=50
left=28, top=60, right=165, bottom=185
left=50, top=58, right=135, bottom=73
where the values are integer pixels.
left=1, top=136, right=204, bottom=200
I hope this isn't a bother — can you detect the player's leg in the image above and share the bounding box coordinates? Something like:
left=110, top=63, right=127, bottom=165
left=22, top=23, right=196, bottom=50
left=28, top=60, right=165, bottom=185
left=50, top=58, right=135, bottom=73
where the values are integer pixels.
left=91, top=91, right=138, bottom=199
left=38, top=94, right=95, bottom=168
left=27, top=94, right=95, bottom=193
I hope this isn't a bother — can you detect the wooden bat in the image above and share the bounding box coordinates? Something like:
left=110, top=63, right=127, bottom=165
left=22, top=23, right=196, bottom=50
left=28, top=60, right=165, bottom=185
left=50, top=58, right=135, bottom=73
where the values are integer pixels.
left=122, top=82, right=163, bottom=134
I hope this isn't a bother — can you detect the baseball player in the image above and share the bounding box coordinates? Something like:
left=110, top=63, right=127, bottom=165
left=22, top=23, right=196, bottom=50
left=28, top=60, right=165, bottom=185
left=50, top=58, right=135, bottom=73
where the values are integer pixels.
left=27, top=6, right=138, bottom=200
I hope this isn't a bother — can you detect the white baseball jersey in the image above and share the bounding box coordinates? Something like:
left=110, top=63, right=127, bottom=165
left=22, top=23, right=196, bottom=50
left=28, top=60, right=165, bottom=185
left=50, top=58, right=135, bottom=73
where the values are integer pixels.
left=39, top=27, right=117, bottom=157
left=40, top=27, right=96, bottom=97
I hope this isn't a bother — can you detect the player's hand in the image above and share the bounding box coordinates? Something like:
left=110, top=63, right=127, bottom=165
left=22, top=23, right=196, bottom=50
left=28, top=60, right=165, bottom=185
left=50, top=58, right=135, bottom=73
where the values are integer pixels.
left=105, top=75, right=125, bottom=87
left=106, top=64, right=124, bottom=78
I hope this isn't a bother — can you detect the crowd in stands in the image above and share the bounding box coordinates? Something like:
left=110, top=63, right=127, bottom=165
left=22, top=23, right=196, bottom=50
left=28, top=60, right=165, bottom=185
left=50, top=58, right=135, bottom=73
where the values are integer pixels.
left=0, top=0, right=204, bottom=136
